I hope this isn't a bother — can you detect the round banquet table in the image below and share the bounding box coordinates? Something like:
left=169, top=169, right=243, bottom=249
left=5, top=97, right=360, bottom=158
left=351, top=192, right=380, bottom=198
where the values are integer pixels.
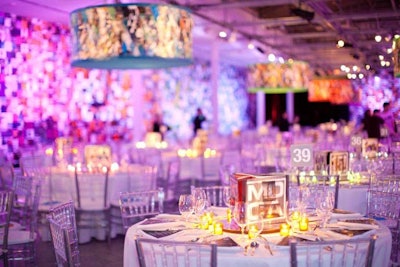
left=38, top=166, right=156, bottom=242
left=123, top=213, right=391, bottom=267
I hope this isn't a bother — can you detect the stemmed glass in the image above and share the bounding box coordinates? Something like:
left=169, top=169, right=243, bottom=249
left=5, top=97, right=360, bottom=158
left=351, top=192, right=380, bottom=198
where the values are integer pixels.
left=248, top=212, right=265, bottom=240
left=233, top=201, right=248, bottom=242
left=178, top=194, right=194, bottom=222
left=296, top=185, right=310, bottom=214
left=223, top=187, right=235, bottom=211
left=316, top=191, right=334, bottom=228
left=192, top=188, right=207, bottom=216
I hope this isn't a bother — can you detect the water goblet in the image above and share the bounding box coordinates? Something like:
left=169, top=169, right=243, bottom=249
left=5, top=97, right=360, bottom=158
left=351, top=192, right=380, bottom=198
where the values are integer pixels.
left=233, top=201, right=248, bottom=241
left=178, top=194, right=194, bottom=222
left=316, top=191, right=334, bottom=228
left=223, top=187, right=235, bottom=210
left=192, top=188, right=207, bottom=215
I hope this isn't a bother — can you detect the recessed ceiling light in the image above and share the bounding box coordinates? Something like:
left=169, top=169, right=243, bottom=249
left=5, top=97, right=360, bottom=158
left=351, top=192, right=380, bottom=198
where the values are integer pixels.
left=268, top=53, right=276, bottom=62
left=219, top=31, right=227, bottom=38
left=375, top=35, right=382, bottom=42
left=337, top=40, right=344, bottom=48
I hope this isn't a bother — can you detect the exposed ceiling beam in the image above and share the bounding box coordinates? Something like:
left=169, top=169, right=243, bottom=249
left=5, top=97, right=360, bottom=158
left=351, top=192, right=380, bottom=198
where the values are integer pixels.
left=188, top=0, right=298, bottom=10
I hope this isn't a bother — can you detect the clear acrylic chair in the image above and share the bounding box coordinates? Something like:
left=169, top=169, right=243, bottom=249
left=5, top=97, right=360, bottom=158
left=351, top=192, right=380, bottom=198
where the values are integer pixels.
left=135, top=238, right=217, bottom=267
left=0, top=164, right=14, bottom=190
left=119, top=188, right=164, bottom=231
left=47, top=201, right=78, bottom=244
left=47, top=201, right=80, bottom=267
left=367, top=189, right=400, bottom=263
left=11, top=174, right=33, bottom=227
left=110, top=163, right=158, bottom=236
left=8, top=181, right=41, bottom=265
left=74, top=169, right=111, bottom=243
left=0, top=190, right=14, bottom=267
left=190, top=185, right=229, bottom=208
left=289, top=235, right=377, bottom=267
left=291, top=174, right=340, bottom=211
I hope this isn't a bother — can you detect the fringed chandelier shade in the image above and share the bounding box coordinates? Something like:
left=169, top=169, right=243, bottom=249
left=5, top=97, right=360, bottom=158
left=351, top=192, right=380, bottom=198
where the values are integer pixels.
left=247, top=61, right=312, bottom=94
left=394, top=36, right=400, bottom=78
left=70, top=3, right=193, bottom=69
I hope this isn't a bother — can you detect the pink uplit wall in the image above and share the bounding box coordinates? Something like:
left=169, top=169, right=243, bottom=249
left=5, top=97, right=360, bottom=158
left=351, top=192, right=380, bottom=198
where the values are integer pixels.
left=0, top=12, right=251, bottom=146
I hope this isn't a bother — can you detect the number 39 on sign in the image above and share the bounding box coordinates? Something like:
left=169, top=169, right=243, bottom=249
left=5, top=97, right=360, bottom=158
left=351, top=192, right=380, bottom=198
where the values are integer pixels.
left=290, top=144, right=313, bottom=167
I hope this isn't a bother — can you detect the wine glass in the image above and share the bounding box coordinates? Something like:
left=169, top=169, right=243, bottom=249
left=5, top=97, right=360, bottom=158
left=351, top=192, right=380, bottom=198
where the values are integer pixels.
left=296, top=185, right=310, bottom=214
left=316, top=191, right=334, bottom=228
left=248, top=212, right=265, bottom=240
left=223, top=187, right=235, bottom=210
left=192, top=188, right=207, bottom=215
left=178, top=194, right=194, bottom=222
left=233, top=201, right=248, bottom=241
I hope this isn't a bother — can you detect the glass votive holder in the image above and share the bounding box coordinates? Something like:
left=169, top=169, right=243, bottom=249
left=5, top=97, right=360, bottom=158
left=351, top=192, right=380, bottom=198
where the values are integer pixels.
left=206, top=212, right=214, bottom=225
left=280, top=223, right=290, bottom=236
left=213, top=222, right=223, bottom=235
left=299, top=216, right=309, bottom=231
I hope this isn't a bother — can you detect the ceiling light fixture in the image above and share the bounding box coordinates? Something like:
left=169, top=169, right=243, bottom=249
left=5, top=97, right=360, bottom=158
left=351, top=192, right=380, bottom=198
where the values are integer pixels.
left=70, top=3, right=193, bottom=69
left=219, top=31, right=227, bottom=38
left=337, top=40, right=345, bottom=48
left=375, top=35, right=382, bottom=42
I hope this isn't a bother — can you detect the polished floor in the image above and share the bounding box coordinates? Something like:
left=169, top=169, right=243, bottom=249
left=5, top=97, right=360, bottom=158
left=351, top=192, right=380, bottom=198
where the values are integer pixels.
left=36, top=234, right=125, bottom=267
left=33, top=200, right=180, bottom=267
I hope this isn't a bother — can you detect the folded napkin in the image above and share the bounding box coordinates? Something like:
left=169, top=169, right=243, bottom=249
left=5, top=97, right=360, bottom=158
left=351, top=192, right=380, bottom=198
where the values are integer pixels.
left=292, top=232, right=319, bottom=242
left=137, top=218, right=187, bottom=230
left=331, top=209, right=363, bottom=220
left=336, top=221, right=379, bottom=230
left=142, top=229, right=183, bottom=239
left=314, top=228, right=351, bottom=241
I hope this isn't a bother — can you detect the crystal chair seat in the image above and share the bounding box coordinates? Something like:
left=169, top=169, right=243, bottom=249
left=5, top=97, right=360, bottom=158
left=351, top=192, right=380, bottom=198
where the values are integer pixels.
left=190, top=185, right=229, bottom=208
left=47, top=201, right=80, bottom=267
left=74, top=170, right=111, bottom=243
left=0, top=190, right=14, bottom=267
left=367, top=189, right=400, bottom=263
left=119, top=188, right=165, bottom=232
left=289, top=235, right=377, bottom=267
left=135, top=238, right=217, bottom=267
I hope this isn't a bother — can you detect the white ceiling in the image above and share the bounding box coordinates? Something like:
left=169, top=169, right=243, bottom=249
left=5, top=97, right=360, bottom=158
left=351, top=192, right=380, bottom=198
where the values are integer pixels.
left=1, top=0, right=399, bottom=75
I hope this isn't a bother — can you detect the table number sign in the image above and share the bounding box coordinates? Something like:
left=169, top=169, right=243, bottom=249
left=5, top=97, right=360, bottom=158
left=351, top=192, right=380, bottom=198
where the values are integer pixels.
left=350, top=135, right=363, bottom=148
left=362, top=138, right=378, bottom=158
left=328, top=151, right=349, bottom=175
left=314, top=150, right=329, bottom=173
left=290, top=144, right=313, bottom=168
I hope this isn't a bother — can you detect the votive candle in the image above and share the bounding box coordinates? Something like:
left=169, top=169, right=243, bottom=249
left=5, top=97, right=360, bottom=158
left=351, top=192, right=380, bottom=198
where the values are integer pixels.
left=214, top=222, right=223, bottom=235
left=280, top=223, right=290, bottom=236
left=299, top=216, right=309, bottom=231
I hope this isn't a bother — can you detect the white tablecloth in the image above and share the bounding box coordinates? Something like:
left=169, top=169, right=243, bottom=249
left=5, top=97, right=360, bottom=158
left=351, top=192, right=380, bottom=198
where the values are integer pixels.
left=123, top=213, right=391, bottom=267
